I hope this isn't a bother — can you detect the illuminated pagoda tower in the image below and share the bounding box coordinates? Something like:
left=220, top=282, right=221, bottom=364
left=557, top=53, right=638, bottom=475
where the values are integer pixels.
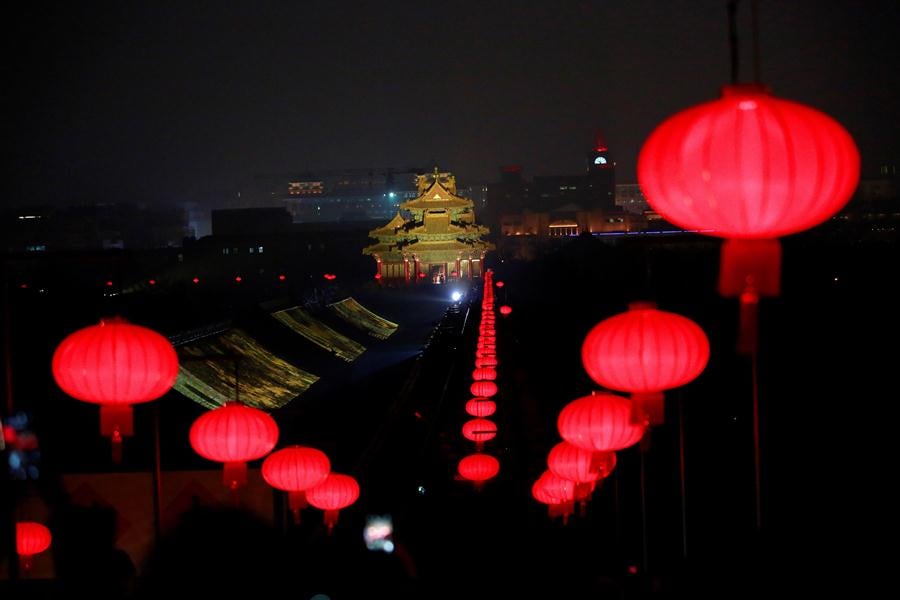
left=363, top=168, right=493, bottom=283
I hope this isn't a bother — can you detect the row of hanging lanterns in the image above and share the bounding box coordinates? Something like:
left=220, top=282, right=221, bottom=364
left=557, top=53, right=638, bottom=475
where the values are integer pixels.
left=457, top=271, right=504, bottom=488
left=51, top=317, right=358, bottom=532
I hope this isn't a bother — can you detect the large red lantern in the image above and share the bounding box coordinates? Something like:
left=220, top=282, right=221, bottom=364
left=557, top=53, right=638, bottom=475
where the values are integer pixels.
left=189, top=402, right=279, bottom=489
left=472, top=368, right=497, bottom=382
left=548, top=441, right=616, bottom=500
left=581, top=302, right=709, bottom=424
left=16, top=522, right=52, bottom=572
left=462, top=418, right=497, bottom=450
left=470, top=381, right=497, bottom=398
left=558, top=392, right=646, bottom=452
left=262, top=446, right=331, bottom=521
left=475, top=356, right=498, bottom=368
left=306, top=473, right=360, bottom=531
left=638, top=84, right=859, bottom=352
left=465, top=397, right=496, bottom=418
left=52, top=318, right=178, bottom=461
left=457, top=453, right=500, bottom=488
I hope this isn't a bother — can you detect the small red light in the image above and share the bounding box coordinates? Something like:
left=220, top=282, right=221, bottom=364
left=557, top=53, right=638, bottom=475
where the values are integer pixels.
left=278, top=274, right=286, bottom=281
left=148, top=279, right=157, bottom=286
left=105, top=281, right=114, bottom=287
left=192, top=277, right=200, bottom=284
left=19, top=284, right=28, bottom=289
left=234, top=276, right=242, bottom=283
left=627, top=565, right=639, bottom=575
left=374, top=273, right=382, bottom=280
left=3, top=425, right=17, bottom=444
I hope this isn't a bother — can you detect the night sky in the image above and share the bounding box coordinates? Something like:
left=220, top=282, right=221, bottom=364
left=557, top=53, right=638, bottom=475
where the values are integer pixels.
left=4, top=0, right=898, bottom=207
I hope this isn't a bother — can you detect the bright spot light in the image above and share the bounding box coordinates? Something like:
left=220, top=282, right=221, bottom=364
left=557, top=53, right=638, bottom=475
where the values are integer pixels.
left=417, top=485, right=426, bottom=495
left=389, top=192, right=396, bottom=198
left=451, top=291, right=463, bottom=302
left=383, top=541, right=395, bottom=553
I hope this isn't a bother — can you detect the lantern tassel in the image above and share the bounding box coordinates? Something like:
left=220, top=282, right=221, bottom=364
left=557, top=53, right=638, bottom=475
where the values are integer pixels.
left=224, top=461, right=247, bottom=490
left=20, top=554, right=33, bottom=573
left=738, top=291, right=760, bottom=355
left=100, top=405, right=133, bottom=464
left=632, top=392, right=664, bottom=426
left=324, top=509, right=339, bottom=534
left=288, top=491, right=308, bottom=523
left=718, top=239, right=781, bottom=355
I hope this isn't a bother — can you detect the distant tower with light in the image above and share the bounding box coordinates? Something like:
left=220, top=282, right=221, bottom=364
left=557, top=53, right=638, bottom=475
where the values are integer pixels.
left=586, top=129, right=616, bottom=211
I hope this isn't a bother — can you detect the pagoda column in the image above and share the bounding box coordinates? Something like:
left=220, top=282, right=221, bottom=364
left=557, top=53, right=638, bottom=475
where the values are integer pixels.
left=455, top=257, right=461, bottom=280
left=404, top=258, right=410, bottom=283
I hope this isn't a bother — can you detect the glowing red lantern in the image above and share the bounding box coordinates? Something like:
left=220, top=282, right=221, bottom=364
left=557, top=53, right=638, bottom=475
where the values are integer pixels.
left=262, top=446, right=331, bottom=521
left=495, top=281, right=504, bottom=288
left=462, top=418, right=497, bottom=450
left=234, top=276, right=242, bottom=283
left=16, top=522, right=51, bottom=572
left=475, top=356, right=498, bottom=368
left=581, top=302, right=709, bottom=424
left=374, top=273, right=382, bottom=280
left=465, top=398, right=497, bottom=417
left=547, top=441, right=616, bottom=498
left=533, top=471, right=577, bottom=523
left=458, top=453, right=500, bottom=488
left=306, top=473, right=360, bottom=531
left=639, top=84, right=859, bottom=352
left=192, top=277, right=200, bottom=284
left=189, top=402, right=279, bottom=489
left=279, top=274, right=287, bottom=281
left=472, top=368, right=497, bottom=382
left=470, top=381, right=497, bottom=398
left=499, top=305, right=512, bottom=316
left=558, top=392, right=646, bottom=452
left=52, top=318, right=178, bottom=461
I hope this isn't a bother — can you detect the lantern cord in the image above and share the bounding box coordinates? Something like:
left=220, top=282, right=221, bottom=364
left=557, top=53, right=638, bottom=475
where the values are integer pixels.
left=639, top=440, right=649, bottom=575
left=751, top=348, right=763, bottom=530
left=727, top=1, right=740, bottom=84
left=678, top=394, right=688, bottom=559
left=751, top=0, right=761, bottom=83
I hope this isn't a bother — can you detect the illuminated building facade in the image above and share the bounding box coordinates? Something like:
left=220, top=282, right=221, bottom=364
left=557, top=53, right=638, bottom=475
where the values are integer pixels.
left=363, top=169, right=493, bottom=282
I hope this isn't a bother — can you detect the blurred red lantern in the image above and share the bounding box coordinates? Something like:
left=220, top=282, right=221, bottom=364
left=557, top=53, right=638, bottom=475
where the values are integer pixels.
left=465, top=397, right=496, bottom=417
left=16, top=522, right=51, bottom=572
left=639, top=84, right=859, bottom=352
left=472, top=367, right=497, bottom=381
left=190, top=402, right=279, bottom=489
left=495, top=281, right=504, bottom=288
left=278, top=274, right=287, bottom=281
left=499, top=305, right=512, bottom=316
left=475, top=356, right=498, bottom=368
left=307, top=473, right=360, bottom=532
left=418, top=272, right=426, bottom=278
left=533, top=471, right=578, bottom=524
left=548, top=441, right=616, bottom=500
left=374, top=273, right=382, bottom=280
left=262, top=446, right=331, bottom=521
left=581, top=302, right=709, bottom=424
left=470, top=381, right=497, bottom=398
left=474, top=349, right=496, bottom=360
left=192, top=277, right=200, bottom=284
left=462, top=418, right=497, bottom=450
left=458, top=453, right=500, bottom=488
left=234, top=276, right=242, bottom=283
left=52, top=318, right=178, bottom=461
left=558, top=392, right=646, bottom=452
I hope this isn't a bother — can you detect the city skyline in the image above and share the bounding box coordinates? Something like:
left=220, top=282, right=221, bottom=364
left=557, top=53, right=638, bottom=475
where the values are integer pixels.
left=4, top=0, right=898, bottom=208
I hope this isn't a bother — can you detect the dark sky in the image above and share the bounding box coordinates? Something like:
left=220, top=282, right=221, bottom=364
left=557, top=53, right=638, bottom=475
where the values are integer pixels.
left=4, top=0, right=898, bottom=207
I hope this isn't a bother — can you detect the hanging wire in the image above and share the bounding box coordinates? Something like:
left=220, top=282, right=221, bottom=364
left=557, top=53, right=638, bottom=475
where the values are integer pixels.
left=751, top=0, right=761, bottom=82
left=727, top=1, right=740, bottom=84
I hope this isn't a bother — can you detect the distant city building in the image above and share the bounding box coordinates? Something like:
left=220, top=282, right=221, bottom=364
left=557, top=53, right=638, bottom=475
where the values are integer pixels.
left=363, top=169, right=494, bottom=283
left=211, top=207, right=293, bottom=236
left=2, top=203, right=190, bottom=252
left=615, top=183, right=651, bottom=214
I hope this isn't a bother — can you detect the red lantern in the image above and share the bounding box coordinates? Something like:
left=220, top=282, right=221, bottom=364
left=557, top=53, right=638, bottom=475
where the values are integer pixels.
left=558, top=392, right=646, bottom=452
left=52, top=318, right=178, bottom=461
left=462, top=418, right=497, bottom=450
left=465, top=398, right=497, bottom=417
left=472, top=368, right=497, bottom=382
left=458, top=453, right=500, bottom=487
left=470, top=381, right=497, bottom=398
left=495, top=281, right=505, bottom=288
left=262, top=446, right=331, bottom=521
left=475, top=356, right=498, bottom=368
left=189, top=402, right=279, bottom=489
left=581, top=302, right=709, bottom=424
left=548, top=441, right=616, bottom=500
left=16, top=522, right=51, bottom=572
left=374, top=273, right=382, bottom=280
left=638, top=85, right=859, bottom=352
left=499, top=305, right=512, bottom=316
left=306, top=473, right=360, bottom=532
